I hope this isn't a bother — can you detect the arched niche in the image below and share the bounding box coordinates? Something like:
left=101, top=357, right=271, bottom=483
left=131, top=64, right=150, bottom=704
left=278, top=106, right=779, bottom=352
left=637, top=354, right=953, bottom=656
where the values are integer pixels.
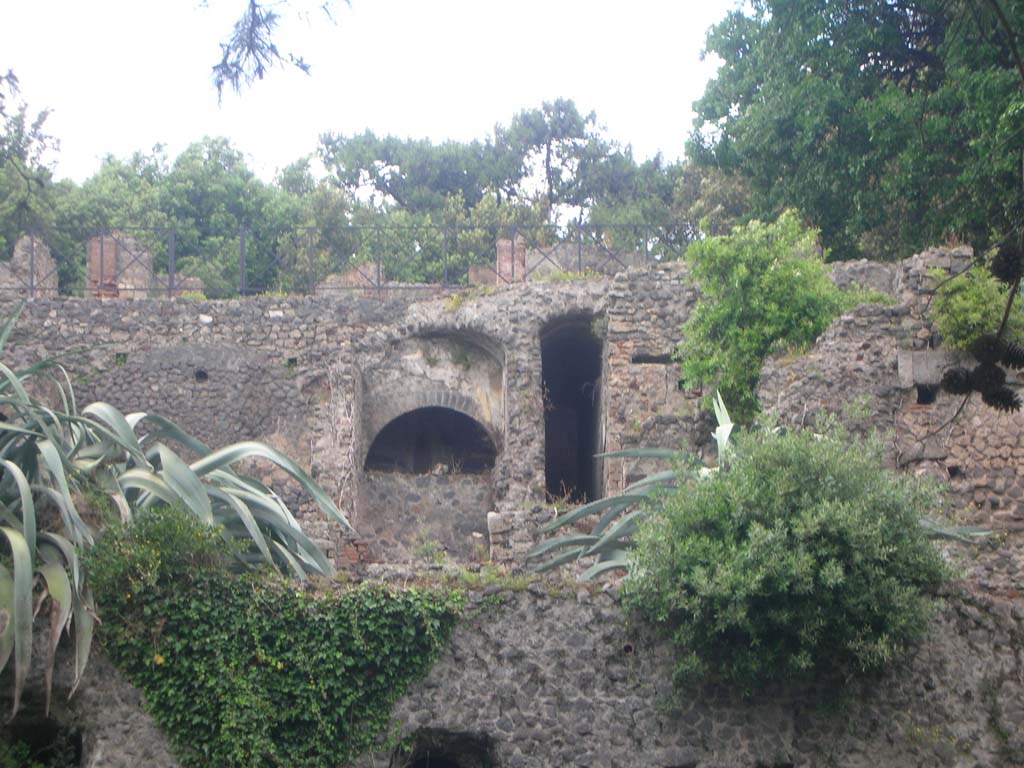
left=360, top=406, right=497, bottom=564
left=364, top=407, right=498, bottom=474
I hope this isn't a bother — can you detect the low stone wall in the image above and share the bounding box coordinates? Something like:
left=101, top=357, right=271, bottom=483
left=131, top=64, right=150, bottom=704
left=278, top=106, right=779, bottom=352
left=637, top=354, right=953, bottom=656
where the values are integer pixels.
left=18, top=581, right=1022, bottom=768
left=356, top=582, right=1024, bottom=768
left=360, top=472, right=494, bottom=562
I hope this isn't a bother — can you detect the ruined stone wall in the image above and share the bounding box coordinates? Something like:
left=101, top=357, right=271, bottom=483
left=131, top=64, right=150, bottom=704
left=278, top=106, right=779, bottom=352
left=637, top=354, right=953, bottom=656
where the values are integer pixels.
left=0, top=234, right=59, bottom=297
left=361, top=472, right=492, bottom=562
left=361, top=582, right=1024, bottom=768
left=2, top=270, right=707, bottom=566
left=603, top=262, right=712, bottom=494
left=17, top=582, right=1023, bottom=768
left=760, top=246, right=1024, bottom=538
left=10, top=246, right=1022, bottom=570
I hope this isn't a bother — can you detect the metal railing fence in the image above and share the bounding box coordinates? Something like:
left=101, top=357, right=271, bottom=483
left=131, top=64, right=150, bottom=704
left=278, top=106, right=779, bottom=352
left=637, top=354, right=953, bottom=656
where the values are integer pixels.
left=0, top=221, right=695, bottom=299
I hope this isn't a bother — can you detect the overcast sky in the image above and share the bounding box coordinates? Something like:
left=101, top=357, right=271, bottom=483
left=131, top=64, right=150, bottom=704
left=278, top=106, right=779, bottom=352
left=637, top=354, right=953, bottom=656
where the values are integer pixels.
left=1, top=0, right=737, bottom=183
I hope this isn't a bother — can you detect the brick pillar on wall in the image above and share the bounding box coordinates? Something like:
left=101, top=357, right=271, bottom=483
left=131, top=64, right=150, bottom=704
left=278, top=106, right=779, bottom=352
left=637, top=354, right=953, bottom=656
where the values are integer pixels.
left=496, top=235, right=526, bottom=282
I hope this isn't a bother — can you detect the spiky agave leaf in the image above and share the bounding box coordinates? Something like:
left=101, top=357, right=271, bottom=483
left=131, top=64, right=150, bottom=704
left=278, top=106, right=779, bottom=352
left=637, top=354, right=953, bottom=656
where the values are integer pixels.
left=0, top=528, right=34, bottom=717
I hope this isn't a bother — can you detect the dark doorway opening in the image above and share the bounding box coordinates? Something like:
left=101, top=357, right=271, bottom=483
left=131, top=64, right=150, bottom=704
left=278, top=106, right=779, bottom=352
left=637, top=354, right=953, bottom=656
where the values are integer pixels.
left=541, top=316, right=603, bottom=503
left=364, top=407, right=497, bottom=474
left=398, top=728, right=494, bottom=768
left=408, top=758, right=462, bottom=768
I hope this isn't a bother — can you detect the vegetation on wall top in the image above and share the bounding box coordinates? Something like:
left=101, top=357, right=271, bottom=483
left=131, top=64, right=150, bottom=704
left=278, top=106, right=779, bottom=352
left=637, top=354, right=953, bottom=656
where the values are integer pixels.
left=621, top=424, right=950, bottom=688
left=677, top=211, right=884, bottom=422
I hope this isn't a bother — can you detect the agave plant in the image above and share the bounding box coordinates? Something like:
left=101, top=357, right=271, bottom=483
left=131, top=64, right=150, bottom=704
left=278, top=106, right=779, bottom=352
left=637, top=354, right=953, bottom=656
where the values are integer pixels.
left=528, top=393, right=989, bottom=579
left=527, top=393, right=736, bottom=579
left=0, top=305, right=351, bottom=717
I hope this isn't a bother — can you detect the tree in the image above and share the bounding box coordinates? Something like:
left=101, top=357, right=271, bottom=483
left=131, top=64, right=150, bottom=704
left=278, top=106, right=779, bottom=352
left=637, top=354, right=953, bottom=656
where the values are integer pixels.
left=319, top=131, right=497, bottom=214
left=0, top=79, right=57, bottom=277
left=689, top=0, right=1024, bottom=260
left=211, top=0, right=347, bottom=98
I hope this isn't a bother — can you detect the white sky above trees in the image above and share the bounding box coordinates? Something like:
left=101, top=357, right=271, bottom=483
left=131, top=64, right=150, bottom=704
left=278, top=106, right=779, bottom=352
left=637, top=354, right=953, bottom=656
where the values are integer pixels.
left=1, top=0, right=735, bottom=183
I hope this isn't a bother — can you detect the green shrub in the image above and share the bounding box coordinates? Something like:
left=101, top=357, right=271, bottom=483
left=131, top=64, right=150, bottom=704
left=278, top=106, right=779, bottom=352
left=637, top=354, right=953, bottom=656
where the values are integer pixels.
left=678, top=211, right=849, bottom=421
left=622, top=425, right=949, bottom=689
left=929, top=266, right=1024, bottom=352
left=86, top=507, right=463, bottom=768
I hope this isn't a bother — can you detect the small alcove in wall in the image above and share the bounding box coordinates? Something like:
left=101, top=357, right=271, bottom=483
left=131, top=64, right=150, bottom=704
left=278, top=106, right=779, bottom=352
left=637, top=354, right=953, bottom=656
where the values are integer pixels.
left=360, top=404, right=498, bottom=563
left=395, top=728, right=495, bottom=768
left=541, top=315, right=604, bottom=503
left=364, top=407, right=497, bottom=474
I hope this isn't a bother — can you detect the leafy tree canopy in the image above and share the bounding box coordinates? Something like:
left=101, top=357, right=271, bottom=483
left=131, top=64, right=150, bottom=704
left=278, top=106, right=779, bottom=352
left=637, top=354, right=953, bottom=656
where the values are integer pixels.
left=690, top=0, right=1024, bottom=260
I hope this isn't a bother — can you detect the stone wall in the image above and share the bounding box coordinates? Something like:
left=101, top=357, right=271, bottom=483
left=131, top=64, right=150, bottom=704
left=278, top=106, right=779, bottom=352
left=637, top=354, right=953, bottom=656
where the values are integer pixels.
left=361, top=472, right=493, bottom=562
left=760, top=246, right=1024, bottom=537
left=8, top=245, right=1024, bottom=569
left=353, top=584, right=1023, bottom=768
left=1, top=270, right=707, bottom=566
left=76, top=343, right=310, bottom=448
left=18, top=581, right=1022, bottom=768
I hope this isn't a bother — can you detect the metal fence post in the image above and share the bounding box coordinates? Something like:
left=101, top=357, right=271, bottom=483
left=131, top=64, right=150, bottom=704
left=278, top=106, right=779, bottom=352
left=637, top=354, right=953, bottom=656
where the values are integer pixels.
left=644, top=224, right=650, bottom=263
left=28, top=232, right=36, bottom=297
left=306, top=229, right=316, bottom=295
left=577, top=219, right=583, bottom=273
left=239, top=225, right=247, bottom=295
left=167, top=227, right=176, bottom=297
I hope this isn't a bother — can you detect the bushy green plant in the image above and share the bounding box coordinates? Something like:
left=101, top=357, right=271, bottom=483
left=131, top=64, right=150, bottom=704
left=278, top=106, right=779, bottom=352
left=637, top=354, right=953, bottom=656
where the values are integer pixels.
left=929, top=266, right=1024, bottom=352
left=678, top=211, right=849, bottom=421
left=87, top=507, right=463, bottom=768
left=621, top=425, right=949, bottom=689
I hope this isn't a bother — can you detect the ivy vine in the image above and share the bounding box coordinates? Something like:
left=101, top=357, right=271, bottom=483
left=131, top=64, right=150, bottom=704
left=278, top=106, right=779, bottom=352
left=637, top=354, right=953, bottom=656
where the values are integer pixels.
left=86, top=508, right=463, bottom=768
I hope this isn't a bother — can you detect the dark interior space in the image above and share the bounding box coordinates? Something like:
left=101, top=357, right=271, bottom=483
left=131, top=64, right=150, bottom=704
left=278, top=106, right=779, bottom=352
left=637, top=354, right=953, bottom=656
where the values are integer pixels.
left=541, top=316, right=603, bottom=502
left=408, top=758, right=462, bottom=768
left=1, top=717, right=82, bottom=766
left=364, top=407, right=497, bottom=473
left=400, top=728, right=495, bottom=768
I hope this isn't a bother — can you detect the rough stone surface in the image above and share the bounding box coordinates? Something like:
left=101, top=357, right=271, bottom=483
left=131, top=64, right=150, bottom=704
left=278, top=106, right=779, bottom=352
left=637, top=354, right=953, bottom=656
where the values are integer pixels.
left=354, top=584, right=1024, bottom=768
left=760, top=246, right=1024, bottom=594
left=6, top=245, right=1024, bottom=766
left=362, top=471, right=493, bottom=562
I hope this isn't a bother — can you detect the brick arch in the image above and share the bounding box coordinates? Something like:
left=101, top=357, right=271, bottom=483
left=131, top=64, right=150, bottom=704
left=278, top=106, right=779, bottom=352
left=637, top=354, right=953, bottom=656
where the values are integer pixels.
left=363, top=385, right=500, bottom=456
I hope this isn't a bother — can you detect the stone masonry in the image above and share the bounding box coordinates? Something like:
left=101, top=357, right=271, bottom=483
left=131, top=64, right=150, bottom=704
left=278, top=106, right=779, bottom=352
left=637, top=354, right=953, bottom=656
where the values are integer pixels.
left=5, top=246, right=1024, bottom=766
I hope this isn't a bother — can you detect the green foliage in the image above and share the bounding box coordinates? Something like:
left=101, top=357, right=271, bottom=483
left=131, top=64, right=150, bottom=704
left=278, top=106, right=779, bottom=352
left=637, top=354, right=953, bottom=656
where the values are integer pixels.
left=87, top=507, right=462, bottom=768
left=929, top=266, right=1024, bottom=352
left=0, top=305, right=348, bottom=718
left=622, top=425, right=949, bottom=688
left=678, top=212, right=846, bottom=421
left=690, top=0, right=1024, bottom=260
